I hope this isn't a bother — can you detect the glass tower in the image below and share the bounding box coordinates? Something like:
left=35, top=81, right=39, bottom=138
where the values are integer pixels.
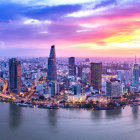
left=9, top=58, right=22, bottom=94
left=47, top=45, right=57, bottom=81
left=132, top=57, right=139, bottom=93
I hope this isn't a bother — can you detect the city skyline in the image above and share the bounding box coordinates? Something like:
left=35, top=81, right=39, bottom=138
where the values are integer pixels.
left=0, top=0, right=140, bottom=57
left=1, top=1, right=140, bottom=140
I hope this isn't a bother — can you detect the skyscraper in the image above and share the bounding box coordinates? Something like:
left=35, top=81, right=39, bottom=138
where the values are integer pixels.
left=91, top=62, right=102, bottom=91
left=77, top=65, right=83, bottom=77
left=47, top=45, right=57, bottom=96
left=132, top=57, right=139, bottom=93
left=68, top=57, right=76, bottom=76
left=49, top=81, right=56, bottom=96
left=124, top=70, right=130, bottom=85
left=9, top=58, right=22, bottom=94
left=106, top=78, right=122, bottom=98
left=117, top=70, right=125, bottom=83
left=47, top=45, right=57, bottom=81
left=117, top=70, right=130, bottom=85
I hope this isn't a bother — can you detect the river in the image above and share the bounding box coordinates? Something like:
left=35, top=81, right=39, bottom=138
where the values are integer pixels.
left=0, top=102, right=140, bottom=140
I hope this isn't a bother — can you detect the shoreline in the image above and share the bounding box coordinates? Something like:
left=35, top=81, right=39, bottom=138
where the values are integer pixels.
left=0, top=100, right=130, bottom=110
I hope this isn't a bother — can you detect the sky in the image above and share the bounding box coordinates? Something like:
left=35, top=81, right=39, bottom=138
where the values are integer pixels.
left=0, top=0, right=140, bottom=57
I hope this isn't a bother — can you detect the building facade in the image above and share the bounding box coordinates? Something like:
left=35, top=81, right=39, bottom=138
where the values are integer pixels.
left=9, top=58, right=22, bottom=94
left=68, top=57, right=76, bottom=76
left=132, top=58, right=139, bottom=92
left=47, top=45, right=57, bottom=81
left=47, top=45, right=57, bottom=96
left=106, top=78, right=122, bottom=98
left=90, top=62, right=102, bottom=91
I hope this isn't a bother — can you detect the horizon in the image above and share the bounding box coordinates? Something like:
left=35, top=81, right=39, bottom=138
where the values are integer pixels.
left=0, top=0, right=140, bottom=57
left=0, top=55, right=140, bottom=59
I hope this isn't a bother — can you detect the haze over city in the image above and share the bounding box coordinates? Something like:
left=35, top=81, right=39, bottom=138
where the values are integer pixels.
left=0, top=0, right=140, bottom=57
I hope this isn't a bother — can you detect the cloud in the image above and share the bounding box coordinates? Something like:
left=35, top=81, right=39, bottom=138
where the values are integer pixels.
left=0, top=41, right=5, bottom=48
left=94, top=0, right=117, bottom=9
left=22, top=18, right=52, bottom=25
left=23, top=5, right=82, bottom=20
left=0, top=0, right=140, bottom=57
left=0, top=3, right=82, bottom=23
left=0, top=0, right=96, bottom=6
left=0, top=47, right=50, bottom=57
left=0, top=3, right=24, bottom=22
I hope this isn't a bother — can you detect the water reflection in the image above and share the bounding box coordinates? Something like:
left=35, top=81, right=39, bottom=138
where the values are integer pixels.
left=105, top=108, right=122, bottom=118
left=132, top=106, right=139, bottom=119
left=91, top=110, right=102, bottom=120
left=9, top=103, right=22, bottom=128
left=0, top=103, right=139, bottom=140
left=47, top=110, right=57, bottom=127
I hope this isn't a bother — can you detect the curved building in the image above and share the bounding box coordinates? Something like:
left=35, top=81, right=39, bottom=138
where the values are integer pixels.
left=47, top=45, right=57, bottom=81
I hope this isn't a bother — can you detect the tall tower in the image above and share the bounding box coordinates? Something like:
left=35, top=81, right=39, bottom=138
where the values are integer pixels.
left=91, top=62, right=102, bottom=91
left=47, top=45, right=57, bottom=96
left=9, top=58, right=22, bottom=94
left=47, top=45, right=57, bottom=81
left=132, top=56, right=139, bottom=93
left=68, top=57, right=76, bottom=76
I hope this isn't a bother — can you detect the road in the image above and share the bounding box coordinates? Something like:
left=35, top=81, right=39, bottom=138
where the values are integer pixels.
left=0, top=77, right=8, bottom=94
left=0, top=77, right=16, bottom=100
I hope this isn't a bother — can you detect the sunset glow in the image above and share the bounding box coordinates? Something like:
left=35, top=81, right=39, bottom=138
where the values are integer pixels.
left=0, top=0, right=140, bottom=57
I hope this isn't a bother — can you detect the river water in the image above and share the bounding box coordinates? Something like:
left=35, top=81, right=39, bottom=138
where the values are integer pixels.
left=0, top=102, right=140, bottom=140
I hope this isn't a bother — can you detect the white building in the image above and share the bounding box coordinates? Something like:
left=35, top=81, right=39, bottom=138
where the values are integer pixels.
left=106, top=78, right=122, bottom=98
left=67, top=94, right=86, bottom=102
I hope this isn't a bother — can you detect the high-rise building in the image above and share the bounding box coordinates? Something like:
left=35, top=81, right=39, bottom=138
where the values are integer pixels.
left=124, top=70, right=130, bottom=85
left=132, top=57, right=139, bottom=93
left=49, top=81, right=56, bottom=96
left=139, top=66, right=140, bottom=77
left=0, top=71, right=3, bottom=78
left=72, top=84, right=82, bottom=95
left=117, top=70, right=130, bottom=85
left=117, top=70, right=125, bottom=83
left=106, top=81, right=112, bottom=97
left=82, top=72, right=89, bottom=83
left=106, top=78, right=122, bottom=98
left=91, top=62, right=102, bottom=91
left=68, top=57, right=76, bottom=76
left=47, top=45, right=57, bottom=96
left=77, top=65, right=83, bottom=77
left=47, top=45, right=57, bottom=81
left=9, top=58, right=22, bottom=94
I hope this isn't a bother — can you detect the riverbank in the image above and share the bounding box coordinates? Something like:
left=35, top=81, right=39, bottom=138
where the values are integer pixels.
left=1, top=94, right=139, bottom=110
left=0, top=98, right=129, bottom=110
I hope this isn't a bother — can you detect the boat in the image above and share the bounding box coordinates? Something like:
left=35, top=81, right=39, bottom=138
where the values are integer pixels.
left=46, top=104, right=59, bottom=109
left=16, top=103, right=28, bottom=107
left=94, top=107, right=115, bottom=110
